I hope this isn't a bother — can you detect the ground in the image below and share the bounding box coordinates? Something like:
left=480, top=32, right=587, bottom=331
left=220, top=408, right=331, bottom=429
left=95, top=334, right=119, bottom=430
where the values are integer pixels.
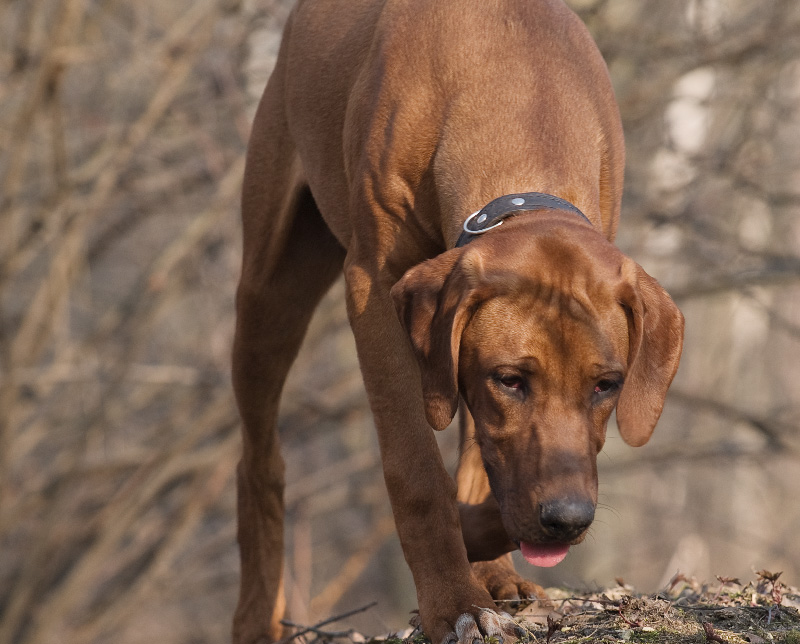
left=279, top=572, right=800, bottom=644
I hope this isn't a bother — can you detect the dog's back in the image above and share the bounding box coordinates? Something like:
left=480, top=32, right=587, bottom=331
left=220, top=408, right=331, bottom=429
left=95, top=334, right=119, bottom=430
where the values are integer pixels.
left=278, top=0, right=624, bottom=248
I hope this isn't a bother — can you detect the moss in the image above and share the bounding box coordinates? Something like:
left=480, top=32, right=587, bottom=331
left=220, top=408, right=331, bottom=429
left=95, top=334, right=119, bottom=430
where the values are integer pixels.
left=782, top=630, right=800, bottom=644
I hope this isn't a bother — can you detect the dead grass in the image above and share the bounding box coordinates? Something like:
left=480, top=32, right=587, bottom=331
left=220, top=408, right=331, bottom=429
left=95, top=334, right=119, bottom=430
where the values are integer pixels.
left=278, top=573, right=800, bottom=644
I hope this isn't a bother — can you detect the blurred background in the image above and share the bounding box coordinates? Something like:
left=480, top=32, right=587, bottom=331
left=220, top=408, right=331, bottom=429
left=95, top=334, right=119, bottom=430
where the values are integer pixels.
left=1, top=0, right=799, bottom=642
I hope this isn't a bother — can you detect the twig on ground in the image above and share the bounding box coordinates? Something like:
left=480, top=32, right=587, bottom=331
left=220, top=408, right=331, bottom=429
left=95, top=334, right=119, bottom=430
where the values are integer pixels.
left=279, top=601, right=378, bottom=644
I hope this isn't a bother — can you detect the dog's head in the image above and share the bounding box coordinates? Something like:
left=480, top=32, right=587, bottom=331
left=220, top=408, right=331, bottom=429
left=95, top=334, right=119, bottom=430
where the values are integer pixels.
left=391, top=218, right=684, bottom=561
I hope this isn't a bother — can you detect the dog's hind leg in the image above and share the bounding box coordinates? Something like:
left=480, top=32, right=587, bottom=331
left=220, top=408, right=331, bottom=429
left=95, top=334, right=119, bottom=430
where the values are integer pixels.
left=232, top=62, right=346, bottom=643
left=456, top=403, right=548, bottom=605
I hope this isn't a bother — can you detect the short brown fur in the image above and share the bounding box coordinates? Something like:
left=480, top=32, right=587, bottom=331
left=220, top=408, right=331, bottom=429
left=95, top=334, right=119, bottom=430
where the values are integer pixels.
left=232, top=1, right=684, bottom=643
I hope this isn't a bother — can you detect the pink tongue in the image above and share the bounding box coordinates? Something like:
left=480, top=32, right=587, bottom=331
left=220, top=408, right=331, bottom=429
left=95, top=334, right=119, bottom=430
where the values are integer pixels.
left=520, top=541, right=570, bottom=567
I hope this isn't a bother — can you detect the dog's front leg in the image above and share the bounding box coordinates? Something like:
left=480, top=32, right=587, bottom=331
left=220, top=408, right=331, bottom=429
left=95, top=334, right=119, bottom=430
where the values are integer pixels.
left=344, top=257, right=523, bottom=644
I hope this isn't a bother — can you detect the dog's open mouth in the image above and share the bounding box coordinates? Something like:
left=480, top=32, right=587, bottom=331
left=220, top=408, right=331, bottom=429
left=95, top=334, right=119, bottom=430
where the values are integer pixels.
left=520, top=541, right=570, bottom=567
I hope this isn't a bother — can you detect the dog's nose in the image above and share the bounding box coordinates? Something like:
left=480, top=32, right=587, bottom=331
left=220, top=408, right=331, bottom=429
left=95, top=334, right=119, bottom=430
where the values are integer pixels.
left=539, top=499, right=595, bottom=540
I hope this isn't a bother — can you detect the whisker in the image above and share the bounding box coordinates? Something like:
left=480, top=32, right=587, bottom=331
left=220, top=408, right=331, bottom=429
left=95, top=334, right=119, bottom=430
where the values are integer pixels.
left=595, top=502, right=621, bottom=521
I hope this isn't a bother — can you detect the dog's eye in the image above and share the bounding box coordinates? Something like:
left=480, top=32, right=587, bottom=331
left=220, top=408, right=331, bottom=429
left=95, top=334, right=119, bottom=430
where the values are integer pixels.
left=496, top=374, right=525, bottom=391
left=593, top=379, right=619, bottom=396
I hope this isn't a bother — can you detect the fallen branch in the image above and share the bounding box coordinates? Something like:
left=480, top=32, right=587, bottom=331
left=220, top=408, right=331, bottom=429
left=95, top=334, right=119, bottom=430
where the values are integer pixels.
left=279, top=601, right=378, bottom=644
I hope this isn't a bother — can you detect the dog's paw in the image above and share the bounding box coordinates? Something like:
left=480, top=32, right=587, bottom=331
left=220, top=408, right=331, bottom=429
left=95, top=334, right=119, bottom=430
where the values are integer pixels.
left=419, top=584, right=524, bottom=644
left=440, top=609, right=526, bottom=644
left=471, top=556, right=549, bottom=607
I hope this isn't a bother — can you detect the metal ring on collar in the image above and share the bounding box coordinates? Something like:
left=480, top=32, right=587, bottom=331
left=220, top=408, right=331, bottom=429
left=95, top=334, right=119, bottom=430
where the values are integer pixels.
left=462, top=209, right=504, bottom=235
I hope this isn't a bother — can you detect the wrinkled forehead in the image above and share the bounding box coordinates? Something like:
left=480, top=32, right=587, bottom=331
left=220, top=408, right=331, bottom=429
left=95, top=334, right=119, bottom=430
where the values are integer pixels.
left=463, top=286, right=629, bottom=366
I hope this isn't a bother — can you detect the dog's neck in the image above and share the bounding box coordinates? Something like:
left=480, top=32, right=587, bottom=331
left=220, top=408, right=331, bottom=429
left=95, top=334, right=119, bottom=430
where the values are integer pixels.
left=455, top=192, right=591, bottom=248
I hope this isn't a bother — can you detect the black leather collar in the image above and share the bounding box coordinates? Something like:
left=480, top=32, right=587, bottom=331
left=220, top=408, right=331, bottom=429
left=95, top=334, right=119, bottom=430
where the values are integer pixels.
left=455, top=192, right=591, bottom=247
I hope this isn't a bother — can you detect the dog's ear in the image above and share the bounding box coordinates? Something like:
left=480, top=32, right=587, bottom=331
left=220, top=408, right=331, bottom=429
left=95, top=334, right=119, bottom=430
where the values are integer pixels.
left=616, top=259, right=684, bottom=447
left=391, top=250, right=485, bottom=431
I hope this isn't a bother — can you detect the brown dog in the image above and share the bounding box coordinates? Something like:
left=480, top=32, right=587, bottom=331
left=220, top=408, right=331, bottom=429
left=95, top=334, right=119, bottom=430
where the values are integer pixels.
left=232, top=0, right=684, bottom=642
